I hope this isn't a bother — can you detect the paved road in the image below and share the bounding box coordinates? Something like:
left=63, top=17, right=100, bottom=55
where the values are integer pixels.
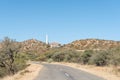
left=35, top=63, right=106, bottom=80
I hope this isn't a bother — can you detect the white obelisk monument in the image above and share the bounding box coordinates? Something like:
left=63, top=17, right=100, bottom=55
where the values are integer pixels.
left=46, top=34, right=48, bottom=44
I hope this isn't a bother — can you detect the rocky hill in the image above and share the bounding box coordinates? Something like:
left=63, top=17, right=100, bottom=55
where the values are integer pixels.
left=64, top=39, right=120, bottom=50
left=20, top=39, right=48, bottom=54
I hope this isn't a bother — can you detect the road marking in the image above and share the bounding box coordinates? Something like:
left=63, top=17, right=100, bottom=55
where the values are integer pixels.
left=65, top=73, right=70, bottom=77
left=64, top=72, right=74, bottom=80
left=59, top=68, right=73, bottom=80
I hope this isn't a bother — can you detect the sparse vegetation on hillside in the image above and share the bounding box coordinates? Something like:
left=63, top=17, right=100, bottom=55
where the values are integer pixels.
left=65, top=39, right=120, bottom=50
left=89, top=50, right=109, bottom=66
left=20, top=39, right=48, bottom=54
left=38, top=46, right=120, bottom=75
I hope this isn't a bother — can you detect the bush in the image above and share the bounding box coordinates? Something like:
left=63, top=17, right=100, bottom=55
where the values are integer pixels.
left=52, top=51, right=65, bottom=62
left=13, top=53, right=27, bottom=72
left=0, top=52, right=27, bottom=77
left=36, top=54, right=46, bottom=61
left=0, top=37, right=27, bottom=77
left=25, top=53, right=38, bottom=61
left=47, top=59, right=53, bottom=63
left=109, top=47, right=120, bottom=66
left=63, top=50, right=81, bottom=63
left=89, top=51, right=109, bottom=66
left=81, top=50, right=93, bottom=64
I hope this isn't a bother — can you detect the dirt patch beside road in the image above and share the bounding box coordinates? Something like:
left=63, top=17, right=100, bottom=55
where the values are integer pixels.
left=0, top=62, right=43, bottom=80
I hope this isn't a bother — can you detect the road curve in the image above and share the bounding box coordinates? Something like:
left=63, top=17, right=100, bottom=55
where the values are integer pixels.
left=35, top=63, right=106, bottom=80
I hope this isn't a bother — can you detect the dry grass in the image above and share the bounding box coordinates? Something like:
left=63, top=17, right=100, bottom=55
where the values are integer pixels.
left=0, top=62, right=43, bottom=80
left=52, top=62, right=120, bottom=80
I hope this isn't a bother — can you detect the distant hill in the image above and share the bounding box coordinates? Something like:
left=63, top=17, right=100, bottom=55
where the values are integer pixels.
left=20, top=39, right=48, bottom=54
left=1, top=38, right=120, bottom=53
left=64, top=39, right=120, bottom=50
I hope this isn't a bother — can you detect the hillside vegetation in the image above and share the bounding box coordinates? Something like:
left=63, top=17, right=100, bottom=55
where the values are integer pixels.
left=64, top=39, right=120, bottom=50
left=38, top=47, right=120, bottom=76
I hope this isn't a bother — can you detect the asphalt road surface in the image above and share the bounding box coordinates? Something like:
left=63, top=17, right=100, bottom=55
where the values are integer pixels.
left=35, top=63, right=106, bottom=80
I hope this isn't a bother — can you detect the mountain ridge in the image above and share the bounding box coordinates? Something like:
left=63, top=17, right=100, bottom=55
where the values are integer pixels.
left=1, top=38, right=120, bottom=53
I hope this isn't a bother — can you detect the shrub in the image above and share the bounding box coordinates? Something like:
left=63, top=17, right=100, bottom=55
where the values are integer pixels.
left=13, top=53, right=27, bottom=72
left=52, top=51, right=65, bottom=62
left=109, top=47, right=120, bottom=66
left=36, top=54, right=46, bottom=61
left=81, top=50, right=93, bottom=64
left=0, top=37, right=27, bottom=77
left=47, top=59, right=54, bottom=63
left=89, top=51, right=109, bottom=66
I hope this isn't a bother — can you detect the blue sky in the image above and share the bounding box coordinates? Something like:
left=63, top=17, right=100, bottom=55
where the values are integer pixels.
left=0, top=0, right=120, bottom=44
